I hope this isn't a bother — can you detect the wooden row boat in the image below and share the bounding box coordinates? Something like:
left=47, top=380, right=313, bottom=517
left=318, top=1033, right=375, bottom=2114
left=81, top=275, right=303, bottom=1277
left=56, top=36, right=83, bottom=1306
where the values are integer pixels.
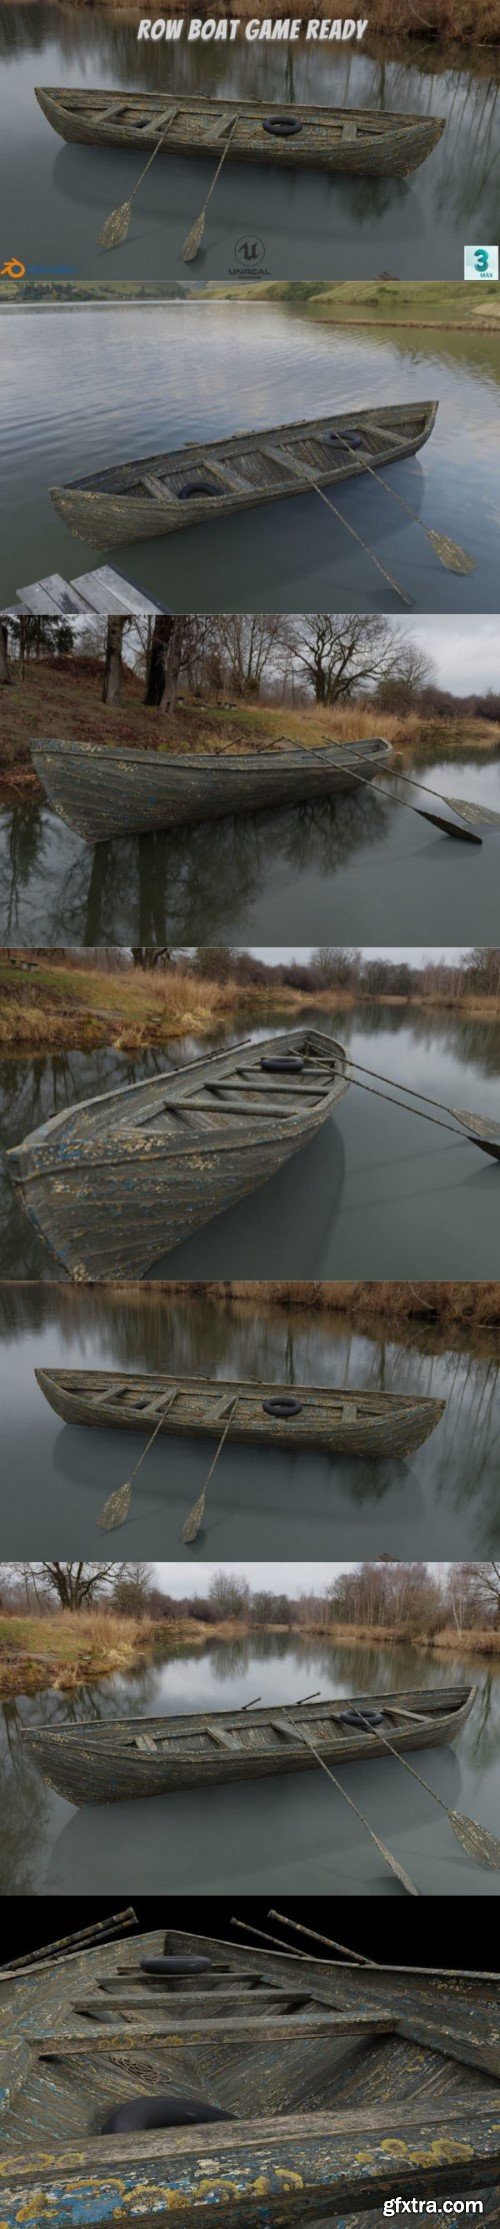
left=20, top=1686, right=474, bottom=1805
left=1, top=1910, right=498, bottom=2229
left=7, top=1028, right=348, bottom=1281
left=30, top=734, right=394, bottom=843
left=35, top=87, right=446, bottom=178
left=49, top=401, right=438, bottom=548
left=34, top=1364, right=446, bottom=1457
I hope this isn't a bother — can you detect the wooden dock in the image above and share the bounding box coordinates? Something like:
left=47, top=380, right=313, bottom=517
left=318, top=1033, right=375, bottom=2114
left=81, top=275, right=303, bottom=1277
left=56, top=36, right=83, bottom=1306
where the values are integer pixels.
left=3, top=564, right=167, bottom=617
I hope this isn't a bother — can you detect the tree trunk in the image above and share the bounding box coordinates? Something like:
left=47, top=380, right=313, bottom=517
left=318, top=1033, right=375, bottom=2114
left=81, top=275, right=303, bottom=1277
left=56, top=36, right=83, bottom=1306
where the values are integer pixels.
left=102, top=617, right=125, bottom=705
left=18, top=617, right=27, bottom=681
left=145, top=616, right=184, bottom=713
left=0, top=623, right=11, bottom=685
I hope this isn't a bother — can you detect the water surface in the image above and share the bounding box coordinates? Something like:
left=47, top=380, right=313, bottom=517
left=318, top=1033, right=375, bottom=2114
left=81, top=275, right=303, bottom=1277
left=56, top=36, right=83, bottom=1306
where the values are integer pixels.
left=1, top=1007, right=500, bottom=1279
left=1, top=1283, right=500, bottom=1559
left=2, top=304, right=500, bottom=613
left=2, top=752, right=500, bottom=945
left=1, top=1633, right=498, bottom=1896
left=2, top=4, right=499, bottom=278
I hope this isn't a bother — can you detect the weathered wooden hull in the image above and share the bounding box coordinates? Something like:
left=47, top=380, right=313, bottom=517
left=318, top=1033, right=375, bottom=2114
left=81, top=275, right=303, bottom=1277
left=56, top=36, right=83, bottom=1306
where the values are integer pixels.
left=7, top=1027, right=348, bottom=1281
left=35, top=86, right=445, bottom=178
left=0, top=1913, right=498, bottom=2229
left=21, top=1685, right=474, bottom=1805
left=49, top=401, right=438, bottom=549
left=30, top=735, right=394, bottom=843
left=35, top=1365, right=446, bottom=1458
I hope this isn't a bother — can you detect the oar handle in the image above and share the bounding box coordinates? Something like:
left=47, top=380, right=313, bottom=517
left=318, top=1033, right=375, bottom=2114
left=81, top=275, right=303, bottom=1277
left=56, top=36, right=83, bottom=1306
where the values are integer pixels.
left=202, top=118, right=239, bottom=214
left=131, top=108, right=181, bottom=198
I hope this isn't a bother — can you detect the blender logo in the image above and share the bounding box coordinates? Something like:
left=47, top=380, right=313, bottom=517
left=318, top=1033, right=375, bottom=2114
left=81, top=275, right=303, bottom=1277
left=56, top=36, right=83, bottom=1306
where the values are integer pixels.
left=1, top=259, right=75, bottom=277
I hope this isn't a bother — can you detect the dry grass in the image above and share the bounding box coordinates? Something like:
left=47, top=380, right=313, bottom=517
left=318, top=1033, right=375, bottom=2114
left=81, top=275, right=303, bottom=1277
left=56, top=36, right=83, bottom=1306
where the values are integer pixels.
left=2, top=658, right=500, bottom=789
left=0, top=958, right=324, bottom=1051
left=154, top=1279, right=500, bottom=1334
left=0, top=1607, right=159, bottom=1695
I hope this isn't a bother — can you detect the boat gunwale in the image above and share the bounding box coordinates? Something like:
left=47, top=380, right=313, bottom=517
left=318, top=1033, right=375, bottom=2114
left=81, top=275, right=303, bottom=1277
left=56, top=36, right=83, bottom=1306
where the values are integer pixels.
left=21, top=1683, right=476, bottom=1753
left=30, top=735, right=394, bottom=774
left=35, top=87, right=446, bottom=134
left=35, top=1364, right=445, bottom=1416
left=51, top=401, right=439, bottom=501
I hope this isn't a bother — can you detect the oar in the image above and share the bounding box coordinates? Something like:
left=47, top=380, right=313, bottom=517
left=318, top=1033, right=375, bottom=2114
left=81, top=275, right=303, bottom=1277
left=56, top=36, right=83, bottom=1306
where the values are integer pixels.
left=231, top=1916, right=309, bottom=1958
left=307, top=478, right=413, bottom=609
left=343, top=1052, right=500, bottom=1160
left=355, top=1708, right=500, bottom=1871
left=267, top=1909, right=376, bottom=1966
left=97, top=109, right=181, bottom=251
left=96, top=1386, right=179, bottom=1531
left=182, top=119, right=239, bottom=263
left=278, top=1711, right=419, bottom=1894
left=320, top=742, right=482, bottom=846
left=181, top=1393, right=239, bottom=1543
left=331, top=427, right=476, bottom=576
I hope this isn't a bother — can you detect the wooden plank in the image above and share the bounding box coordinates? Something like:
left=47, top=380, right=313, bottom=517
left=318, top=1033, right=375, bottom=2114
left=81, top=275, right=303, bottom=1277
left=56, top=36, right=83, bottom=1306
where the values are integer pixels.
left=90, top=566, right=167, bottom=614
left=13, top=575, right=94, bottom=615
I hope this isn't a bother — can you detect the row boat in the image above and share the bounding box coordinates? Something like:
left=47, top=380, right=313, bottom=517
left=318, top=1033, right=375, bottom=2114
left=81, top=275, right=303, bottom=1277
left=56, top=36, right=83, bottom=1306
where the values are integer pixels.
left=1, top=1910, right=498, bottom=2228
left=49, top=401, right=438, bottom=548
left=7, top=1027, right=348, bottom=1281
left=30, top=734, right=394, bottom=842
left=34, top=1364, right=446, bottom=1457
left=20, top=1686, right=474, bottom=1805
left=35, top=87, right=446, bottom=178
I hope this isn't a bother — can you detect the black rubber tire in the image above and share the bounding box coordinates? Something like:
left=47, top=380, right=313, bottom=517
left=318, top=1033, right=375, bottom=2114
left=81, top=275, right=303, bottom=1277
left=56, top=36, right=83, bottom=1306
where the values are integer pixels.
left=102, top=2094, right=232, bottom=2134
left=328, top=429, right=363, bottom=449
left=262, top=118, right=303, bottom=138
left=260, top=1055, right=304, bottom=1073
left=178, top=483, right=219, bottom=500
left=339, top=1708, right=385, bottom=1728
left=141, top=1955, right=212, bottom=1975
left=262, top=1396, right=304, bottom=1419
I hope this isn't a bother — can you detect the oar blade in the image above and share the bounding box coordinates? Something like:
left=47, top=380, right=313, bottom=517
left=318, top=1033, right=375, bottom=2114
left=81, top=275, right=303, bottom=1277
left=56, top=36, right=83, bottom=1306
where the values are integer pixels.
left=452, top=1107, right=500, bottom=1158
left=96, top=1480, right=132, bottom=1531
left=450, top=1809, right=500, bottom=1868
left=367, top=1828, right=419, bottom=1895
left=415, top=804, right=482, bottom=845
left=181, top=1489, right=205, bottom=1544
left=97, top=200, right=132, bottom=252
left=427, top=528, right=476, bottom=576
left=182, top=213, right=205, bottom=264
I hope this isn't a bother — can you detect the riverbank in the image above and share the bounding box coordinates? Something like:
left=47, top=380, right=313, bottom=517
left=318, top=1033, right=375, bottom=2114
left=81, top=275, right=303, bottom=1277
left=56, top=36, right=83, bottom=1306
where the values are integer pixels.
left=1, top=662, right=499, bottom=790
left=156, top=1279, right=500, bottom=1335
left=2, top=957, right=500, bottom=1050
left=2, top=1608, right=499, bottom=1700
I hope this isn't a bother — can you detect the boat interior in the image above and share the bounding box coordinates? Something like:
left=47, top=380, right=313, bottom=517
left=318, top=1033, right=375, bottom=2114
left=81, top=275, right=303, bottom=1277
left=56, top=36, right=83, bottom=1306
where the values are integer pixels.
left=28, top=1688, right=471, bottom=1760
left=70, top=407, right=434, bottom=503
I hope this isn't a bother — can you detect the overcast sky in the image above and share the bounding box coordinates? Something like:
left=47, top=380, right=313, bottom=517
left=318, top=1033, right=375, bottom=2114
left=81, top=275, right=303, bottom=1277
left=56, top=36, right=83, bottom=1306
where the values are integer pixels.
left=152, top=1563, right=446, bottom=1594
left=385, top=614, right=500, bottom=693
left=247, top=948, right=465, bottom=967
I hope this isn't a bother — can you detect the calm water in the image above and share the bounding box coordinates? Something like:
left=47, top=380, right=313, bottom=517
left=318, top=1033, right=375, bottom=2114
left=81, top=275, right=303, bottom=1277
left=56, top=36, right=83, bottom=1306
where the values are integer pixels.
left=1, top=1634, right=499, bottom=1896
left=1, top=1284, right=500, bottom=1560
left=2, top=304, right=500, bottom=613
left=2, top=4, right=499, bottom=278
left=1, top=1006, right=500, bottom=1280
left=2, top=753, right=500, bottom=945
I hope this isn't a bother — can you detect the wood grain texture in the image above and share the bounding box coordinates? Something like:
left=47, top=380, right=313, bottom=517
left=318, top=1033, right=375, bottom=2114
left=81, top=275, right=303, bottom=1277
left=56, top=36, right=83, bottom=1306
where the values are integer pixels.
left=20, top=1684, right=475, bottom=1805
left=34, top=1364, right=445, bottom=1458
left=48, top=403, right=438, bottom=549
left=35, top=87, right=445, bottom=178
left=7, top=1028, right=348, bottom=1281
left=30, top=736, right=393, bottom=843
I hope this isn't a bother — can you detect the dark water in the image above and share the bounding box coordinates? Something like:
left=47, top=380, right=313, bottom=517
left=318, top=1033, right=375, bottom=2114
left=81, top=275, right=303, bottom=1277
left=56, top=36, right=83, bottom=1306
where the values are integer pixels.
left=1, top=1283, right=500, bottom=1560
left=2, top=303, right=500, bottom=613
left=1, top=1633, right=499, bottom=1896
left=2, top=1006, right=500, bottom=1280
left=2, top=754, right=500, bottom=946
left=2, top=4, right=499, bottom=279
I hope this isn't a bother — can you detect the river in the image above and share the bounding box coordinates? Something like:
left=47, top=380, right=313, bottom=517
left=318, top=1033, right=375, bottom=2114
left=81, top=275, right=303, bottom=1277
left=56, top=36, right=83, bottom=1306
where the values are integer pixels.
left=1, top=1282, right=500, bottom=1560
left=2, top=303, right=500, bottom=612
left=2, top=750, right=500, bottom=946
left=1, top=1632, right=498, bottom=1896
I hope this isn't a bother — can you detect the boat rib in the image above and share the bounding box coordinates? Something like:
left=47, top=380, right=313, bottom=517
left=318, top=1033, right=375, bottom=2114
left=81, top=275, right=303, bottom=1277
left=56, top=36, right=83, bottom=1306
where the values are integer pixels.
left=35, top=87, right=445, bottom=178
left=49, top=401, right=438, bottom=549
left=20, top=1684, right=475, bottom=1806
left=30, top=734, right=394, bottom=843
left=35, top=1366, right=446, bottom=1458
left=7, top=1027, right=348, bottom=1281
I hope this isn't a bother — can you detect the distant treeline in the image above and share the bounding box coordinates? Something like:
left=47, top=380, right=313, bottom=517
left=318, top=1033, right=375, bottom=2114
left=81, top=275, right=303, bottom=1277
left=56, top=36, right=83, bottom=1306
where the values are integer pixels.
left=6, top=1561, right=500, bottom=1638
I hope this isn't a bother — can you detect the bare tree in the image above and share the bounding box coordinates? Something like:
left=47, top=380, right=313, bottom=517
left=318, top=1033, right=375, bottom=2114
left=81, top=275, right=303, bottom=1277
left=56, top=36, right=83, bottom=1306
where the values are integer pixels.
left=288, top=614, right=413, bottom=707
left=102, top=617, right=127, bottom=706
left=36, top=1563, right=116, bottom=1611
left=0, top=623, right=11, bottom=686
left=145, top=616, right=186, bottom=712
